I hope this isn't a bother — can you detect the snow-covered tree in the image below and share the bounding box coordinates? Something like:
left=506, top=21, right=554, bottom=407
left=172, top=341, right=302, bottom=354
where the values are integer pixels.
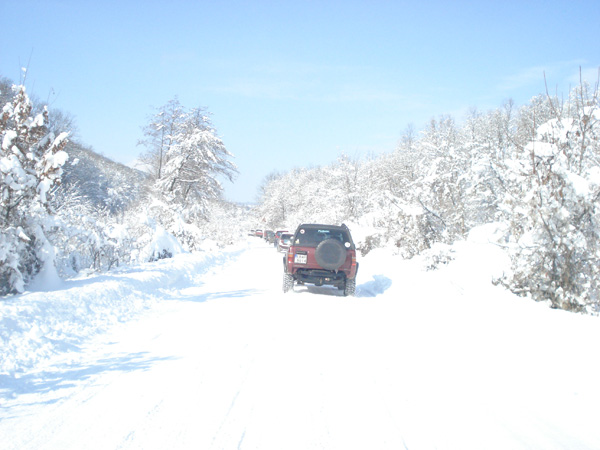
left=1, top=83, right=69, bottom=294
left=256, top=171, right=289, bottom=228
left=138, top=98, right=185, bottom=180
left=138, top=99, right=237, bottom=218
left=134, top=99, right=238, bottom=254
left=159, top=106, right=236, bottom=211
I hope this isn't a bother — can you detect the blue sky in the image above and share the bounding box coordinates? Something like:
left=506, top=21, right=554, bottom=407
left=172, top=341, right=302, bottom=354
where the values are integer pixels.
left=1, top=0, right=599, bottom=203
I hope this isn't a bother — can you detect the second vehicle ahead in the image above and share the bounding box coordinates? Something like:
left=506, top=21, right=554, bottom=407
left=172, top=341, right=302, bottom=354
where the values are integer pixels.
left=277, top=232, right=293, bottom=252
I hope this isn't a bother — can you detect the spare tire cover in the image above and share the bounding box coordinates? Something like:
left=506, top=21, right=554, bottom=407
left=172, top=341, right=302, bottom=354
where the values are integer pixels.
left=315, top=239, right=347, bottom=270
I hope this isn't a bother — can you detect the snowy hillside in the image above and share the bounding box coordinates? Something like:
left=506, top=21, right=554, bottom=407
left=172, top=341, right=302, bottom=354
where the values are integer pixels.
left=61, top=140, right=147, bottom=213
left=1, top=226, right=599, bottom=449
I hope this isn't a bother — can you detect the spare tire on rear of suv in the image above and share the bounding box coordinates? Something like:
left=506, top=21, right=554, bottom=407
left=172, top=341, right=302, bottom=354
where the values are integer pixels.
left=315, top=239, right=347, bottom=270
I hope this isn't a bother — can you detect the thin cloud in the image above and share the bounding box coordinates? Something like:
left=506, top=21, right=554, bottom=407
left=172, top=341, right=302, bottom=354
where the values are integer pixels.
left=211, top=79, right=305, bottom=100
left=206, top=60, right=412, bottom=102
left=209, top=66, right=411, bottom=104
left=497, top=60, right=588, bottom=93
left=566, top=66, right=600, bottom=87
left=319, top=84, right=406, bottom=103
left=497, top=65, right=548, bottom=92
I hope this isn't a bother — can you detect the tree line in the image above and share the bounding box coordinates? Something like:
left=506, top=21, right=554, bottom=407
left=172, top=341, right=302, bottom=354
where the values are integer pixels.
left=0, top=76, right=240, bottom=295
left=256, top=78, right=600, bottom=314
left=3, top=71, right=599, bottom=314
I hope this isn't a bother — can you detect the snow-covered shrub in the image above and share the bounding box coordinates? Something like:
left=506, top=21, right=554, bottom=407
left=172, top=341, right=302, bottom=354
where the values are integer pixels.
left=501, top=85, right=600, bottom=313
left=422, top=242, right=455, bottom=271
left=135, top=218, right=184, bottom=262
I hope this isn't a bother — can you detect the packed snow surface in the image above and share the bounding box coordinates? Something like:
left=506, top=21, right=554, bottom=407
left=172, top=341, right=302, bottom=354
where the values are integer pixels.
left=1, top=227, right=600, bottom=449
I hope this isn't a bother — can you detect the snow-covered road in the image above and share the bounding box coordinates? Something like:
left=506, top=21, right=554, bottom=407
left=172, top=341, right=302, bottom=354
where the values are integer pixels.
left=1, top=234, right=600, bottom=449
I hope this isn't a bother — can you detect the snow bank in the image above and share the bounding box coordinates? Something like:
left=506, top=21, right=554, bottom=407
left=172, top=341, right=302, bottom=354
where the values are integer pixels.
left=0, top=243, right=246, bottom=376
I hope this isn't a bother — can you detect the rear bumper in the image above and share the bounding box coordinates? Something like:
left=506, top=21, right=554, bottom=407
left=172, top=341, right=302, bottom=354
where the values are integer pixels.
left=293, top=269, right=346, bottom=287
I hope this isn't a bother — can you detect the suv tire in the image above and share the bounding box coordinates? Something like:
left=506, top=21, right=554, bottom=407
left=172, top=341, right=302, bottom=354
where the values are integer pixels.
left=344, top=278, right=356, bottom=297
left=283, top=273, right=294, bottom=293
left=314, top=239, right=346, bottom=270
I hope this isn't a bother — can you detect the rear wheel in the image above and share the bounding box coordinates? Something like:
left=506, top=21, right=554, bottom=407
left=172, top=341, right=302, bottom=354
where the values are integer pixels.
left=283, top=273, right=294, bottom=293
left=344, top=278, right=356, bottom=297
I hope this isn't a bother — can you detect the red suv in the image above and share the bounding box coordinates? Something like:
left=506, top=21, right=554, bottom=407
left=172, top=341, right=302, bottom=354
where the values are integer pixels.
left=283, top=223, right=358, bottom=296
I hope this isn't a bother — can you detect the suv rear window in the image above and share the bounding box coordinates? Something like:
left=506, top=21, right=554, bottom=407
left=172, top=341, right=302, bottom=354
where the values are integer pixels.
left=294, top=227, right=350, bottom=247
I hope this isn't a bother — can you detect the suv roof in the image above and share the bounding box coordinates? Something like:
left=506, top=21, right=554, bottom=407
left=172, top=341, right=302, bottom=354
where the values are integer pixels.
left=292, top=223, right=355, bottom=249
left=295, top=223, right=349, bottom=230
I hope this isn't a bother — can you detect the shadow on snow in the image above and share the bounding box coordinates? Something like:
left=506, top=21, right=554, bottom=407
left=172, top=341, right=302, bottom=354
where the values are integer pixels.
left=165, top=288, right=262, bottom=303
left=290, top=275, right=392, bottom=298
left=357, top=275, right=393, bottom=297
left=0, top=352, right=175, bottom=411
